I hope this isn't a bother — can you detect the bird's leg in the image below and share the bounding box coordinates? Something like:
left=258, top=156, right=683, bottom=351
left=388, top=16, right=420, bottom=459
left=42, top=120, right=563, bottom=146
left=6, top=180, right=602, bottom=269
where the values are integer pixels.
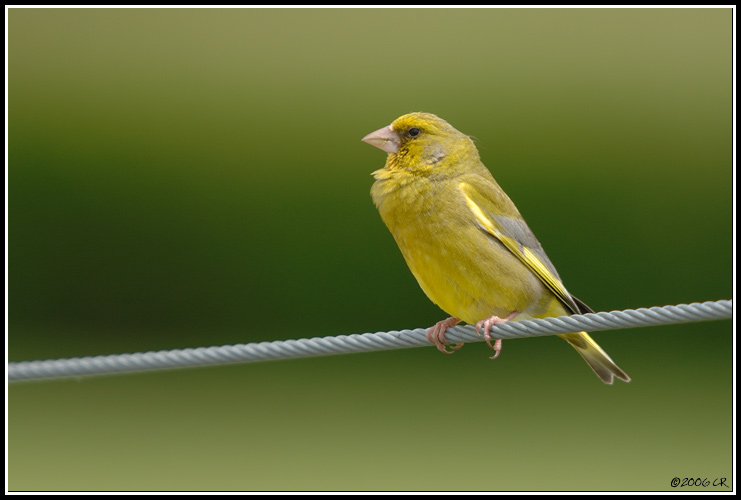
left=426, top=317, right=463, bottom=354
left=475, top=311, right=519, bottom=360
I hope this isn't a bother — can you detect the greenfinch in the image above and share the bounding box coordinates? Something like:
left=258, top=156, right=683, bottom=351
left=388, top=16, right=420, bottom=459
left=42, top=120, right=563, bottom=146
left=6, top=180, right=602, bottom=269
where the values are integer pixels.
left=362, top=112, right=629, bottom=384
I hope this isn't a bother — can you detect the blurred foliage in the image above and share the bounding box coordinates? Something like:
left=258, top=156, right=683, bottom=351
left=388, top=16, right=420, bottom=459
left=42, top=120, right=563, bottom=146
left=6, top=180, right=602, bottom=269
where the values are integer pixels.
left=9, top=8, right=732, bottom=491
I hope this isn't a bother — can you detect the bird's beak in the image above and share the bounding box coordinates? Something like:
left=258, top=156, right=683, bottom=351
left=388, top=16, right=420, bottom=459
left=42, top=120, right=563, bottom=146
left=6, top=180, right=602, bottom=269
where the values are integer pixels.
left=361, top=125, right=399, bottom=154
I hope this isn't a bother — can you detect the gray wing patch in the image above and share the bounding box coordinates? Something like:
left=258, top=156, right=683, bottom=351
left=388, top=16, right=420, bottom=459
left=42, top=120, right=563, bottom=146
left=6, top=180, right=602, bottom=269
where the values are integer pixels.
left=492, top=214, right=562, bottom=281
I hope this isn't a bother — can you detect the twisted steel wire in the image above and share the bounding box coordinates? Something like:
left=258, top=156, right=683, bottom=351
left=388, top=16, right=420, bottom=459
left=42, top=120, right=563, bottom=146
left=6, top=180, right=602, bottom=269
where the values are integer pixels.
left=7, top=299, right=732, bottom=382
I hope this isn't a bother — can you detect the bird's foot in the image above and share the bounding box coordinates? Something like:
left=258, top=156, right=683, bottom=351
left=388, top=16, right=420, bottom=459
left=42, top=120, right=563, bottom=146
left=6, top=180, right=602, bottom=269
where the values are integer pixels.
left=426, top=317, right=463, bottom=354
left=475, top=311, right=518, bottom=359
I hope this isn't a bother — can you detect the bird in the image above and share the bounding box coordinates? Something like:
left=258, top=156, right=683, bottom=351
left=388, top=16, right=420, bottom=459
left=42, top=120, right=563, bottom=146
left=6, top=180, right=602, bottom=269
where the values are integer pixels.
left=361, top=112, right=629, bottom=384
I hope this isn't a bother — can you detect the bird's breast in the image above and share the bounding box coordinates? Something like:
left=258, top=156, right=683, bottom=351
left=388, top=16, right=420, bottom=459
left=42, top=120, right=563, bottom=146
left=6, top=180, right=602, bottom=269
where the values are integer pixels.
left=371, top=173, right=547, bottom=324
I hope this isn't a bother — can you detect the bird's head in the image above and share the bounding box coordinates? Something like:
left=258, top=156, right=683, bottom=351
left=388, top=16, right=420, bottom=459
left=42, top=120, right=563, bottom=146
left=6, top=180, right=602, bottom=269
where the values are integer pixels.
left=362, top=112, right=479, bottom=176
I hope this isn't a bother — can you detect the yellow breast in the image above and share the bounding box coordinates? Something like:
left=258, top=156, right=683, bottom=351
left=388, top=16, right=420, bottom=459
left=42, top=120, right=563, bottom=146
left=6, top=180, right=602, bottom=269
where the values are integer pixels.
left=371, top=169, right=551, bottom=324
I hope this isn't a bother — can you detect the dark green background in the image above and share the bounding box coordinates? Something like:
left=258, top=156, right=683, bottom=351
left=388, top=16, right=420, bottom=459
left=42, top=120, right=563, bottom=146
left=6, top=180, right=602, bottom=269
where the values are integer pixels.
left=9, top=8, right=732, bottom=491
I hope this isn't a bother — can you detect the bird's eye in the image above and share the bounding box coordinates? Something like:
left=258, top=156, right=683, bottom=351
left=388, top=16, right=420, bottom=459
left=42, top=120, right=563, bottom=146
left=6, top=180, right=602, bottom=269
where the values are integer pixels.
left=408, top=127, right=421, bottom=137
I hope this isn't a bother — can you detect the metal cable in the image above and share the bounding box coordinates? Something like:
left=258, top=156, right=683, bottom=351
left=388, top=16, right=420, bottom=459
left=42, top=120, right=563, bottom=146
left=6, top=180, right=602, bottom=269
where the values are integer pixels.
left=7, top=299, right=732, bottom=382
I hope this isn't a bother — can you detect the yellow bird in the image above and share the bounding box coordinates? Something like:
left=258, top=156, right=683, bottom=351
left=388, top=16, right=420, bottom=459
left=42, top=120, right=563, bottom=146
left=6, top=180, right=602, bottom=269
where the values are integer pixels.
left=362, top=112, right=629, bottom=384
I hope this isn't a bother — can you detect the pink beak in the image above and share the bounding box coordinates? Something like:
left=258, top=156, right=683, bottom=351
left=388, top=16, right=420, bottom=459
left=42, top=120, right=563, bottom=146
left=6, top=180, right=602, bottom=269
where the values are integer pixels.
left=361, top=125, right=399, bottom=154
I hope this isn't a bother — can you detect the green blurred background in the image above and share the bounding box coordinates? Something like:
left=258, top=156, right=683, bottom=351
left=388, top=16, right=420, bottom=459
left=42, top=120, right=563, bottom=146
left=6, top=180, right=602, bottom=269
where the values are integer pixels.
left=8, top=8, right=732, bottom=492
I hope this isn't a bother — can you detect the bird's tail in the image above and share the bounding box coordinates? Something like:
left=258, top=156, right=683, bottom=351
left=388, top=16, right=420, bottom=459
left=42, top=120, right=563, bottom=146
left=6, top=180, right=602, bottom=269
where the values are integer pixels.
left=558, top=332, right=630, bottom=384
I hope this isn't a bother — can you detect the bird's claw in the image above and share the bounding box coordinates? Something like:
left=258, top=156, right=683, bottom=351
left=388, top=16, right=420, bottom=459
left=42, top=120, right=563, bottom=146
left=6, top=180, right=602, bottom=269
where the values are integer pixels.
left=426, top=317, right=463, bottom=354
left=475, top=311, right=518, bottom=360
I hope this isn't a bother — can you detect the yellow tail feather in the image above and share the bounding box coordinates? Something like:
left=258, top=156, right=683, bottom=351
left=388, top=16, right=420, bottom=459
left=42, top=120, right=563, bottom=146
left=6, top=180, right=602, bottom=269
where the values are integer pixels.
left=559, top=332, right=630, bottom=384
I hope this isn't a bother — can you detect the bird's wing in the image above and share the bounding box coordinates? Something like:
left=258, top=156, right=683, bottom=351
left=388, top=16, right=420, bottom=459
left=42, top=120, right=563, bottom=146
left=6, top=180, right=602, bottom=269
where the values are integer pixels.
left=458, top=176, right=580, bottom=315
